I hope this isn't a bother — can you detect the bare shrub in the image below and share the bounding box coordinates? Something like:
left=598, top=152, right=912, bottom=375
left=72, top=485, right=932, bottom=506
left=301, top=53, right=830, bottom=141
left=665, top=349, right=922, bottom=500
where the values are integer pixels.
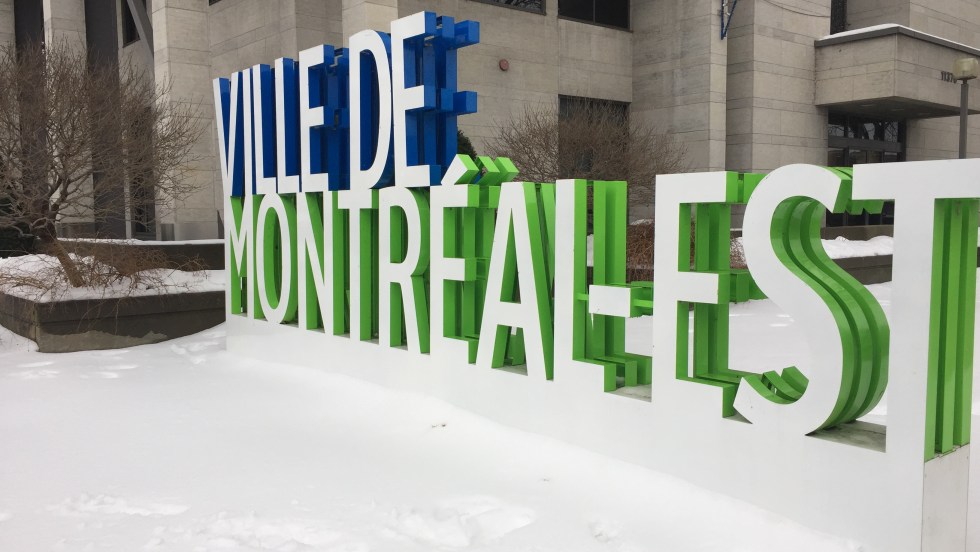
left=0, top=245, right=207, bottom=302
left=62, top=241, right=205, bottom=276
left=0, top=40, right=204, bottom=287
left=486, top=100, right=687, bottom=218
left=625, top=222, right=744, bottom=282
left=625, top=222, right=655, bottom=282
left=731, top=236, right=747, bottom=270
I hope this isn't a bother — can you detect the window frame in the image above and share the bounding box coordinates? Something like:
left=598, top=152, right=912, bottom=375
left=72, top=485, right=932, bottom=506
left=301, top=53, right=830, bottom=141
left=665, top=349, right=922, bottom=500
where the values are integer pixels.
left=121, top=0, right=140, bottom=46
left=558, top=0, right=631, bottom=31
left=468, top=0, right=546, bottom=16
left=825, top=111, right=904, bottom=227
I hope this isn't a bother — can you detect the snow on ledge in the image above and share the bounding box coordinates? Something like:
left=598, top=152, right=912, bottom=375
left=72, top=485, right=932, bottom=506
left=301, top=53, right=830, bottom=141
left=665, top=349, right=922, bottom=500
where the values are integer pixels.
left=0, top=254, right=225, bottom=303
left=61, top=237, right=224, bottom=246
left=820, top=23, right=906, bottom=41
left=819, top=23, right=980, bottom=55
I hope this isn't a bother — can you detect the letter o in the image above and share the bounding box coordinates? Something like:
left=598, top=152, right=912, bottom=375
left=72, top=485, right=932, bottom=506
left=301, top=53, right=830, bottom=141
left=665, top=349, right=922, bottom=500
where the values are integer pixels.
left=256, top=193, right=298, bottom=324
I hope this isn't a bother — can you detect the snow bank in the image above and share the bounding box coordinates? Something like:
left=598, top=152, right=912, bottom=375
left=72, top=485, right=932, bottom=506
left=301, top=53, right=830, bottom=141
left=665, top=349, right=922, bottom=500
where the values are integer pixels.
left=588, top=233, right=895, bottom=267
left=815, top=235, right=894, bottom=259
left=0, top=322, right=36, bottom=354
left=0, top=254, right=224, bottom=303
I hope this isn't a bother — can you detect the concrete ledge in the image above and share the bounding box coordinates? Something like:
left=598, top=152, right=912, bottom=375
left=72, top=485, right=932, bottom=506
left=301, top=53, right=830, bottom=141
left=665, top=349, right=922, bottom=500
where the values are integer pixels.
left=815, top=28, right=980, bottom=119
left=0, top=291, right=225, bottom=353
left=815, top=25, right=980, bottom=57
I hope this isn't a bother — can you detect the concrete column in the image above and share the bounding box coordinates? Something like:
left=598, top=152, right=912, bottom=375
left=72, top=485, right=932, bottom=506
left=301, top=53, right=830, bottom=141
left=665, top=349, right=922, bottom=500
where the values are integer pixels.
left=42, top=0, right=86, bottom=49
left=0, top=0, right=14, bottom=46
left=152, top=0, right=218, bottom=240
left=282, top=0, right=343, bottom=56
left=632, top=0, right=728, bottom=173
left=342, top=0, right=397, bottom=43
left=909, top=0, right=980, bottom=47
left=725, top=0, right=831, bottom=174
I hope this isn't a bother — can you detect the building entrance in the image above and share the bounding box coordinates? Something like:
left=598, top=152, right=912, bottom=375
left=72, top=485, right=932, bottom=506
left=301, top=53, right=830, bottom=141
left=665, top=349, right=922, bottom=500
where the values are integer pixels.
left=826, top=113, right=904, bottom=226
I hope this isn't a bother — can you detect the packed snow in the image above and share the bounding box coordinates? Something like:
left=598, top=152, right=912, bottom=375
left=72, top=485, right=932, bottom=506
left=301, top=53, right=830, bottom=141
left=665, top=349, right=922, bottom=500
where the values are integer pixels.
left=815, top=235, right=894, bottom=259
left=0, top=280, right=977, bottom=551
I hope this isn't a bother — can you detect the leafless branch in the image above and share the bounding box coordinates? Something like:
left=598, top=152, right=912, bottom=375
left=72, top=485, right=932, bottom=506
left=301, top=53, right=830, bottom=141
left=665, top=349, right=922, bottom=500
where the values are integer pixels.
left=0, top=39, right=205, bottom=286
left=485, top=101, right=687, bottom=219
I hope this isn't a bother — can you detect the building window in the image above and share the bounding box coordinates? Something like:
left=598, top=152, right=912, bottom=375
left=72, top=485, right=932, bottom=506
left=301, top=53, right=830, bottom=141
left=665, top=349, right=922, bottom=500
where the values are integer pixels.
left=471, top=0, right=545, bottom=14
left=830, top=0, right=847, bottom=34
left=121, top=0, right=140, bottom=45
left=826, top=112, right=903, bottom=226
left=559, top=0, right=629, bottom=30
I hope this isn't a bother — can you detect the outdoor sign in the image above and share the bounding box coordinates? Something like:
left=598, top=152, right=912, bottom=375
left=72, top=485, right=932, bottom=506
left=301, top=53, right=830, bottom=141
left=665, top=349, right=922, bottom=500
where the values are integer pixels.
left=216, top=11, right=979, bottom=552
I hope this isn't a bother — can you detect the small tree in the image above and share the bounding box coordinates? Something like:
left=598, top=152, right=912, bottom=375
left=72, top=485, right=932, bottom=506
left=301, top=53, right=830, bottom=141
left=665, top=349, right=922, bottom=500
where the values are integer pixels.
left=485, top=100, right=686, bottom=218
left=0, top=40, right=203, bottom=287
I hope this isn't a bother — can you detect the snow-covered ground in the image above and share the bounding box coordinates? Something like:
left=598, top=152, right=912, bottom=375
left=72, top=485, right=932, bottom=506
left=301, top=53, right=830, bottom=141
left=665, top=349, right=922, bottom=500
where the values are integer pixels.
left=0, top=281, right=976, bottom=551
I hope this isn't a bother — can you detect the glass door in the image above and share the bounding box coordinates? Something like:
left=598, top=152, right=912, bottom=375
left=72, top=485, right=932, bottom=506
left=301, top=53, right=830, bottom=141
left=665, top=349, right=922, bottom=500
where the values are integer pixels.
left=826, top=113, right=904, bottom=226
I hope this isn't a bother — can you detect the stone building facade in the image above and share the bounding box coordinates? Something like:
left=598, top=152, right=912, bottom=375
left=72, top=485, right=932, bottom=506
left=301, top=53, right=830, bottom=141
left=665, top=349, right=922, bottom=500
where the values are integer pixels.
left=4, top=0, right=980, bottom=237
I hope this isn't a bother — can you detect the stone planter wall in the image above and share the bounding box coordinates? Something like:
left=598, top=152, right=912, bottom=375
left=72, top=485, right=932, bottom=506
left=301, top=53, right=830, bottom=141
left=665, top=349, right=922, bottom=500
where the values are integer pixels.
left=0, top=291, right=225, bottom=353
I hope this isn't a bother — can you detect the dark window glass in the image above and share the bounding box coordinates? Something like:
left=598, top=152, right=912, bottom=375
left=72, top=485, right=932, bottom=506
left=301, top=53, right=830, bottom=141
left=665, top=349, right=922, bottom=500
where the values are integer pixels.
left=560, top=0, right=629, bottom=29
left=130, top=106, right=156, bottom=238
left=559, top=0, right=592, bottom=21
left=827, top=147, right=844, bottom=166
left=14, top=0, right=45, bottom=48
left=131, top=185, right=155, bottom=237
left=121, top=0, right=139, bottom=45
left=829, top=114, right=902, bottom=142
left=830, top=0, right=847, bottom=34
left=474, top=0, right=545, bottom=14
left=826, top=112, right=903, bottom=227
left=595, top=0, right=629, bottom=29
left=848, top=148, right=867, bottom=166
left=828, top=112, right=846, bottom=138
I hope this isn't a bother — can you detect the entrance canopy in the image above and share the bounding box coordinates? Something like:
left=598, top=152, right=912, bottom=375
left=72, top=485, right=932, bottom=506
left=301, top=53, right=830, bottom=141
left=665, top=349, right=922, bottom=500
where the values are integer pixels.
left=815, top=25, right=980, bottom=119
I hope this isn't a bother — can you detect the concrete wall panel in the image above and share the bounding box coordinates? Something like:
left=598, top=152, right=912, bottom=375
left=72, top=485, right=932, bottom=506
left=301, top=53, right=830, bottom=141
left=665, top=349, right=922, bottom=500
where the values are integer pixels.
left=633, top=0, right=727, bottom=173
left=43, top=0, right=85, bottom=48
left=0, top=0, right=13, bottom=46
